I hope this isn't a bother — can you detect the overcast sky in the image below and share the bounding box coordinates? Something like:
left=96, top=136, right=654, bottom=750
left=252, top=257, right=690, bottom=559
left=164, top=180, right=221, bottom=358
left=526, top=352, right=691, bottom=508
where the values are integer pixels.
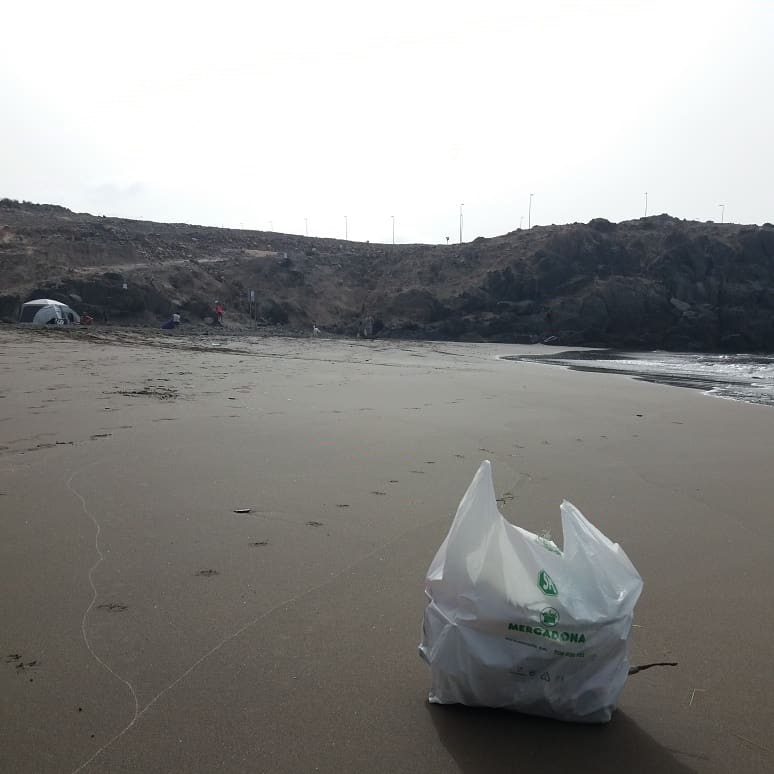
left=3, top=1, right=773, bottom=243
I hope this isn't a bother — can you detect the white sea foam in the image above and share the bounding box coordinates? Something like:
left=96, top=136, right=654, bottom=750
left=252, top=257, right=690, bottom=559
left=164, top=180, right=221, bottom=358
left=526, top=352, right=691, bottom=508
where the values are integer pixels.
left=511, top=351, right=774, bottom=407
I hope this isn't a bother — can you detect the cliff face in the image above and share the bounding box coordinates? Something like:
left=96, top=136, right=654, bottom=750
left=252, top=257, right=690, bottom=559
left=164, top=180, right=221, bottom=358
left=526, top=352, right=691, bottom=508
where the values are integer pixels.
left=445, top=217, right=774, bottom=351
left=2, top=199, right=774, bottom=351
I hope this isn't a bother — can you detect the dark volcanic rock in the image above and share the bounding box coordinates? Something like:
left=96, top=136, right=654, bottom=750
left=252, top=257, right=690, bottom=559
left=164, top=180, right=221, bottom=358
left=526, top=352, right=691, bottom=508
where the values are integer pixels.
left=386, top=288, right=446, bottom=323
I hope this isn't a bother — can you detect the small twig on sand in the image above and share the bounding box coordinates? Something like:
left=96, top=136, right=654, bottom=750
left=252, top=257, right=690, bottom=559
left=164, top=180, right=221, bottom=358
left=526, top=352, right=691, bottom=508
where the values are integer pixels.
left=628, top=661, right=678, bottom=675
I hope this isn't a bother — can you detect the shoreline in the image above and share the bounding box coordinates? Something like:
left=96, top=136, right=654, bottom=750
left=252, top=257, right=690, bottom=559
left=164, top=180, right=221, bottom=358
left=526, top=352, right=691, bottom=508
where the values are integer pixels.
left=505, top=350, right=774, bottom=408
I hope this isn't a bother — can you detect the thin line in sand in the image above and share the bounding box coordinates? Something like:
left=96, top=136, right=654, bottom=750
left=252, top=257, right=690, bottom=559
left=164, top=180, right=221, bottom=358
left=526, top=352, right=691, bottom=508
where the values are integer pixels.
left=65, top=463, right=140, bottom=772
left=728, top=731, right=771, bottom=753
left=68, top=478, right=448, bottom=773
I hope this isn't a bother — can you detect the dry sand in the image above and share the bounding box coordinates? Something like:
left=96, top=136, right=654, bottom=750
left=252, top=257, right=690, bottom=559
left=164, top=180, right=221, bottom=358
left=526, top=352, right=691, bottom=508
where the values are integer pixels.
left=0, top=327, right=772, bottom=774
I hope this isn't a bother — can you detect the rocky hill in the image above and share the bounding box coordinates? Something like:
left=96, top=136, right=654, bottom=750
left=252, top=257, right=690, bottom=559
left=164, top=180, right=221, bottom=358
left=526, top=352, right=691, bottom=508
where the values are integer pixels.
left=2, top=198, right=774, bottom=351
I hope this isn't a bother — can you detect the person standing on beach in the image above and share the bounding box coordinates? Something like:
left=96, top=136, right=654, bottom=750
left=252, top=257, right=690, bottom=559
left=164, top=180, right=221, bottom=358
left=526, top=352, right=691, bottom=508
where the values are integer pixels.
left=215, top=301, right=224, bottom=325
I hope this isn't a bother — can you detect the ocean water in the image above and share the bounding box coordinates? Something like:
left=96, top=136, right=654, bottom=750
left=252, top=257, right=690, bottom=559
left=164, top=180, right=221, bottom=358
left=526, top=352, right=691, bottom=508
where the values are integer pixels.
left=508, top=350, right=774, bottom=407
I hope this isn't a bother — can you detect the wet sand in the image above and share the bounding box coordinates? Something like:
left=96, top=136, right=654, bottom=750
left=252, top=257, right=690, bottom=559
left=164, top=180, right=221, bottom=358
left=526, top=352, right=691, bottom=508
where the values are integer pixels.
left=0, top=328, right=772, bottom=773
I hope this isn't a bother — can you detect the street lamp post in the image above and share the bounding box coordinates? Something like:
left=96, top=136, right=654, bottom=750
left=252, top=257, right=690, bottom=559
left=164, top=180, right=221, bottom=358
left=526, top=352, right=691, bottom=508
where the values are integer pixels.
left=644, top=192, right=648, bottom=217
left=459, top=203, right=464, bottom=243
left=528, top=194, right=534, bottom=229
left=718, top=204, right=725, bottom=224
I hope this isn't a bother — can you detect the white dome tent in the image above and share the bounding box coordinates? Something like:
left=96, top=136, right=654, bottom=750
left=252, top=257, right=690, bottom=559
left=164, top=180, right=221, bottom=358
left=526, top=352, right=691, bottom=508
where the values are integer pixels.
left=18, top=299, right=80, bottom=326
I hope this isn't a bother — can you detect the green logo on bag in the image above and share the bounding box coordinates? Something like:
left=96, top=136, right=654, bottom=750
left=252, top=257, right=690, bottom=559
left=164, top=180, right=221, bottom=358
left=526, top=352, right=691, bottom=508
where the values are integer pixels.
left=538, top=569, right=558, bottom=596
left=540, top=607, right=560, bottom=627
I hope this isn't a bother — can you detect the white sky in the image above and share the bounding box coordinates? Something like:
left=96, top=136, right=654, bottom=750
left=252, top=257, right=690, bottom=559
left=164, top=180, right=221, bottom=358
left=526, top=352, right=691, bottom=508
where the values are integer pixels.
left=2, top=0, right=773, bottom=243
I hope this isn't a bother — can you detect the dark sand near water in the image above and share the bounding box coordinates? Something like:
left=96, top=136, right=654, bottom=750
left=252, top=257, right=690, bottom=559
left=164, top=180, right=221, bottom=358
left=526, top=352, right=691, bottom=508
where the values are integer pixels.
left=0, top=328, right=772, bottom=774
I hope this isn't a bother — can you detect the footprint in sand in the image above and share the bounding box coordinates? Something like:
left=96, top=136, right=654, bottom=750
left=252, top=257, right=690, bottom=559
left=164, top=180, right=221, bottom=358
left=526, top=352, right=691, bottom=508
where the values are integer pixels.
left=389, top=480, right=399, bottom=484
left=96, top=602, right=128, bottom=612
left=11, top=658, right=39, bottom=672
left=249, top=540, right=269, bottom=547
left=195, top=569, right=219, bottom=577
left=335, top=504, right=350, bottom=508
left=90, top=433, right=112, bottom=439
left=371, top=491, right=386, bottom=496
left=410, top=470, right=425, bottom=474
left=306, top=520, right=324, bottom=527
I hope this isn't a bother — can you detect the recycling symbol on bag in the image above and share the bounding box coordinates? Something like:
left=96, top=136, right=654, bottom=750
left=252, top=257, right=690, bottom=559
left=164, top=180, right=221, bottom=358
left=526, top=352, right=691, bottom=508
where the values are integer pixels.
left=537, top=569, right=558, bottom=596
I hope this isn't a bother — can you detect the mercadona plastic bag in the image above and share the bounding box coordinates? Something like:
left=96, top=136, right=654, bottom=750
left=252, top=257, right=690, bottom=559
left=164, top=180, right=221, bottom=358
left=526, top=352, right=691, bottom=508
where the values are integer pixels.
left=419, top=460, right=643, bottom=723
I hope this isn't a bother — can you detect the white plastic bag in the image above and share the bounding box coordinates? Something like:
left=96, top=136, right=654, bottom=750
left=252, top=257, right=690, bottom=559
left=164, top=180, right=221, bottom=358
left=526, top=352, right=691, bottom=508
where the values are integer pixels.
left=419, top=461, right=643, bottom=723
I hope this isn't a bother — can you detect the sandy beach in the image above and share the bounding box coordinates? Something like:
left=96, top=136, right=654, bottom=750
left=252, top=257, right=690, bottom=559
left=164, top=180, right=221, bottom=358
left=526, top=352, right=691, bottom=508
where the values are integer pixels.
left=1, top=327, right=772, bottom=774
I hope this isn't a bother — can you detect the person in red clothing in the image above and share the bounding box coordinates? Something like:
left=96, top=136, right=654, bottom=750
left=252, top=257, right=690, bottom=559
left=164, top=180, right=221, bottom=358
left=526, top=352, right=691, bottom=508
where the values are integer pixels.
left=215, top=301, right=224, bottom=325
